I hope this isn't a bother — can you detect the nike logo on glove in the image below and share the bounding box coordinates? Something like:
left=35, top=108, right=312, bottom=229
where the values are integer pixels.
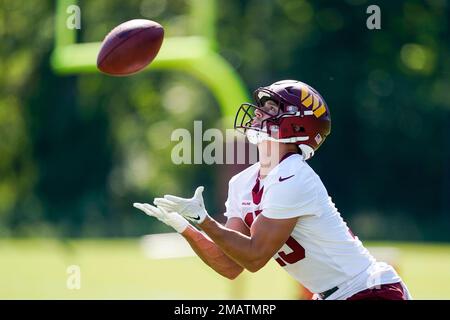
left=191, top=215, right=201, bottom=221
left=279, top=175, right=295, bottom=182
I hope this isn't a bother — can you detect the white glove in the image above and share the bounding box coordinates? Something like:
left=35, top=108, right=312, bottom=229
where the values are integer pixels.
left=133, top=203, right=189, bottom=233
left=154, top=186, right=209, bottom=224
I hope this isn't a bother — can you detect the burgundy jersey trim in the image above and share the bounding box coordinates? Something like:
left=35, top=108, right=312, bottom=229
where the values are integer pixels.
left=252, top=178, right=264, bottom=205
left=252, top=152, right=298, bottom=204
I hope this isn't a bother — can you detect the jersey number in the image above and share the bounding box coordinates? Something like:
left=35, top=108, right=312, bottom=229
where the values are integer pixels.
left=274, top=236, right=306, bottom=266
left=244, top=211, right=306, bottom=267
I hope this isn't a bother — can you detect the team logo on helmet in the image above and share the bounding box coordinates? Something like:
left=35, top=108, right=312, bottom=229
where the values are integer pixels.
left=300, top=86, right=327, bottom=118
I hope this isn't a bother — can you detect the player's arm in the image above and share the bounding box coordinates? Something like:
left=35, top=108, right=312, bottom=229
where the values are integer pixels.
left=154, top=186, right=298, bottom=272
left=199, top=214, right=297, bottom=272
left=180, top=217, right=249, bottom=279
left=133, top=202, right=248, bottom=280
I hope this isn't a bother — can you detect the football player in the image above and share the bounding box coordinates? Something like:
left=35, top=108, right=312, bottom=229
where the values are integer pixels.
left=134, top=80, right=412, bottom=300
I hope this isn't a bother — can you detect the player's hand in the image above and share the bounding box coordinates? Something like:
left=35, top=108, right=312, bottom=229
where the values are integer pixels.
left=133, top=203, right=189, bottom=233
left=154, top=186, right=209, bottom=224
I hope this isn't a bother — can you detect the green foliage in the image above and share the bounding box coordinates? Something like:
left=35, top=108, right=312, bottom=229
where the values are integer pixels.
left=0, top=0, right=449, bottom=239
left=218, top=0, right=450, bottom=240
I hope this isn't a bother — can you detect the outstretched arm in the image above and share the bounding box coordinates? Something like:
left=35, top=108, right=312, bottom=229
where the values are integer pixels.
left=199, top=214, right=297, bottom=272
left=133, top=202, right=248, bottom=279
left=154, top=187, right=298, bottom=272
left=180, top=217, right=249, bottom=280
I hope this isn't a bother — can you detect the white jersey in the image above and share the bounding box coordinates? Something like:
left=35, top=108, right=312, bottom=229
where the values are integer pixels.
left=224, top=153, right=406, bottom=299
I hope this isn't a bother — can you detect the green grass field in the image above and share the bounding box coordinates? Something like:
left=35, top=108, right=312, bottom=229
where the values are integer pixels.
left=1, top=238, right=449, bottom=299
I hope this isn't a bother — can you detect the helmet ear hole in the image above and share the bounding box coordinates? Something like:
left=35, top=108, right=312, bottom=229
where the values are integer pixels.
left=292, top=124, right=305, bottom=133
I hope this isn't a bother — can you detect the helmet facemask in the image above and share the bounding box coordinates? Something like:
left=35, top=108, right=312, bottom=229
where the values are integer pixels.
left=234, top=106, right=281, bottom=144
left=234, top=90, right=297, bottom=144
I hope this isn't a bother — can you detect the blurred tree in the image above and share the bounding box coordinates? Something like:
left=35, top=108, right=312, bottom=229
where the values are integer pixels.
left=0, top=0, right=449, bottom=240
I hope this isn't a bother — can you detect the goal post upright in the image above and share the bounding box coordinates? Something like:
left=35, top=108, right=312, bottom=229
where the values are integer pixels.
left=51, top=0, right=250, bottom=124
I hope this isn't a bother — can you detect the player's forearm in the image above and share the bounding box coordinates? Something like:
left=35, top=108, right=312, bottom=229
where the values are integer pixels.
left=181, top=225, right=243, bottom=280
left=199, top=217, right=267, bottom=272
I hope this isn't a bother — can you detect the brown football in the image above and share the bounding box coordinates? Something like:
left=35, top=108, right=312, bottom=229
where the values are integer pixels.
left=97, top=19, right=164, bottom=76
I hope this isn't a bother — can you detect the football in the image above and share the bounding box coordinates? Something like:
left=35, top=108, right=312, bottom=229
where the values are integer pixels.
left=97, top=19, right=164, bottom=76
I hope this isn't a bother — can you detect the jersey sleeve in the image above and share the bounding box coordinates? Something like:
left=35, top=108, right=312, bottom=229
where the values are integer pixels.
left=223, top=180, right=241, bottom=219
left=262, top=169, right=320, bottom=219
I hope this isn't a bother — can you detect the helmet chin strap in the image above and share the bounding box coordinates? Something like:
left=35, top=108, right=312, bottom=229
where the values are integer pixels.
left=245, top=128, right=268, bottom=145
left=298, top=144, right=314, bottom=160
left=245, top=129, right=314, bottom=160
